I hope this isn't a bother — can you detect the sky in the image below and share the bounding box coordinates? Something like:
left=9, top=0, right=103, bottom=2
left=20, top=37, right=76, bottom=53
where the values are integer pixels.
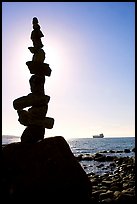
left=2, top=2, right=135, bottom=139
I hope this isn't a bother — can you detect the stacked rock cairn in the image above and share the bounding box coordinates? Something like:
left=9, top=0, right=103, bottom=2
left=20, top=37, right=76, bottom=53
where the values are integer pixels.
left=13, top=17, right=54, bottom=143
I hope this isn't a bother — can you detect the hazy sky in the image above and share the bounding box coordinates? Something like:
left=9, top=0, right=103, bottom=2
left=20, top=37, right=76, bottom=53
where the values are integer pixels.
left=2, top=2, right=135, bottom=139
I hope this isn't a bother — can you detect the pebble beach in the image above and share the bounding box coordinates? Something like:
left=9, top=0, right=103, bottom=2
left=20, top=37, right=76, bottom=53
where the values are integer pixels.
left=76, top=153, right=135, bottom=203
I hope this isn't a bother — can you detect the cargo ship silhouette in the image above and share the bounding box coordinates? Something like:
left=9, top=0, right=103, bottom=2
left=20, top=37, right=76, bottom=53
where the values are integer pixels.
left=93, top=133, right=104, bottom=138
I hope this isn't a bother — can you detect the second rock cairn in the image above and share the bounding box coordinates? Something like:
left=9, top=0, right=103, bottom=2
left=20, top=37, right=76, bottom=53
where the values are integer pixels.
left=13, top=17, right=54, bottom=143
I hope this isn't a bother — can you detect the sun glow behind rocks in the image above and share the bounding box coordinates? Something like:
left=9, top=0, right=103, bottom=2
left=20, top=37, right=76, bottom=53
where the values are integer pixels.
left=2, top=2, right=135, bottom=139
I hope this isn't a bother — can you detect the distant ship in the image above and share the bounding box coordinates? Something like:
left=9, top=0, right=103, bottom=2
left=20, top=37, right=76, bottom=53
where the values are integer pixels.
left=93, top=133, right=104, bottom=138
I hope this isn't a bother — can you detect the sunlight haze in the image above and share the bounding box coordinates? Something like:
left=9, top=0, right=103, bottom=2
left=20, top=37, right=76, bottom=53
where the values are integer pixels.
left=2, top=2, right=135, bottom=139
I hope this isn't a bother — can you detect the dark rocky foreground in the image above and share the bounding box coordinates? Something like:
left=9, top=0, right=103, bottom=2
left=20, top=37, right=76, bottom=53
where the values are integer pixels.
left=2, top=136, right=92, bottom=203
left=2, top=136, right=135, bottom=203
left=87, top=156, right=135, bottom=203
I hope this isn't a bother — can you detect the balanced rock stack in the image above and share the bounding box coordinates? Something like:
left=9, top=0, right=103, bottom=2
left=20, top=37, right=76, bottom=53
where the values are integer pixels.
left=13, top=17, right=54, bottom=143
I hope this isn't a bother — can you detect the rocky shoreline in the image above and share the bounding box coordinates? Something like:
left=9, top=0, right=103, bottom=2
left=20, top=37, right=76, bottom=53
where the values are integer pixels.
left=76, top=152, right=135, bottom=203
left=2, top=141, right=135, bottom=203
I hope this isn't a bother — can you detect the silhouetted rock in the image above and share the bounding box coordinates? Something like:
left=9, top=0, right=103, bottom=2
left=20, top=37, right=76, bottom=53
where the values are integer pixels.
left=132, top=147, right=135, bottom=152
left=13, top=93, right=50, bottom=110
left=32, top=17, right=39, bottom=24
left=31, top=17, right=44, bottom=49
left=28, top=105, right=48, bottom=118
left=17, top=110, right=54, bottom=128
left=124, top=149, right=130, bottom=153
left=29, top=75, right=45, bottom=95
left=21, top=125, right=45, bottom=143
left=28, top=47, right=45, bottom=62
left=26, top=61, right=51, bottom=76
left=2, top=136, right=92, bottom=202
left=13, top=17, right=54, bottom=143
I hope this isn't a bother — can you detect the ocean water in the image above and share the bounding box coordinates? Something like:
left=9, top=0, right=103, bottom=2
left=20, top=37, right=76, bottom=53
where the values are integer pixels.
left=67, top=137, right=135, bottom=175
left=2, top=135, right=21, bottom=145
left=2, top=135, right=135, bottom=175
left=67, top=137, right=135, bottom=157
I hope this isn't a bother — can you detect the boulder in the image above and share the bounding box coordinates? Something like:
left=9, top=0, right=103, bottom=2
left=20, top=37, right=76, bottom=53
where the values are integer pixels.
left=2, top=136, right=92, bottom=202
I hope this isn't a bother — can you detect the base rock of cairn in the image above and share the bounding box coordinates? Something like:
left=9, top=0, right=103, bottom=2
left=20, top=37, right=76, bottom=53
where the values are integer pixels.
left=2, top=136, right=92, bottom=202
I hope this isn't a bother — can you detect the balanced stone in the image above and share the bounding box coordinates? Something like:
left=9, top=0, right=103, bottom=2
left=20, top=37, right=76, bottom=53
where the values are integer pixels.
left=21, top=125, right=45, bottom=143
left=33, top=49, right=45, bottom=62
left=28, top=47, right=45, bottom=62
left=17, top=109, right=54, bottom=128
left=31, top=29, right=44, bottom=49
left=29, top=75, right=45, bottom=95
left=32, top=17, right=39, bottom=24
left=28, top=106, right=48, bottom=118
left=13, top=93, right=50, bottom=110
left=26, top=61, right=51, bottom=76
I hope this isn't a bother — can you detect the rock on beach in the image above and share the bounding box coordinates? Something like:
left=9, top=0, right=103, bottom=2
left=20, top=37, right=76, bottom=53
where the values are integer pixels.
left=2, top=136, right=92, bottom=203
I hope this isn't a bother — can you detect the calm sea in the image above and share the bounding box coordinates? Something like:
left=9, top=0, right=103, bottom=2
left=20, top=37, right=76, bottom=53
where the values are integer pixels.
left=2, top=135, right=135, bottom=175
left=67, top=137, right=135, bottom=157
left=67, top=137, right=135, bottom=175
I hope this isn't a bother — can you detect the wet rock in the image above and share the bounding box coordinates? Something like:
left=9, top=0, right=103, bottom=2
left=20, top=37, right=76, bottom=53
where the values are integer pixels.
left=116, top=150, right=123, bottom=153
left=97, top=163, right=104, bottom=168
left=82, top=155, right=94, bottom=161
left=105, top=155, right=115, bottom=161
left=110, top=185, right=121, bottom=191
left=101, top=198, right=113, bottom=203
left=113, top=190, right=121, bottom=198
left=124, top=148, right=130, bottom=153
left=109, top=150, right=115, bottom=153
left=116, top=192, right=135, bottom=202
left=92, top=190, right=107, bottom=199
left=100, top=150, right=108, bottom=153
left=90, top=178, right=99, bottom=186
left=102, top=180, right=113, bottom=187
left=2, top=136, right=92, bottom=202
left=132, top=147, right=135, bottom=152
left=94, top=153, right=106, bottom=162
left=99, top=190, right=114, bottom=200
